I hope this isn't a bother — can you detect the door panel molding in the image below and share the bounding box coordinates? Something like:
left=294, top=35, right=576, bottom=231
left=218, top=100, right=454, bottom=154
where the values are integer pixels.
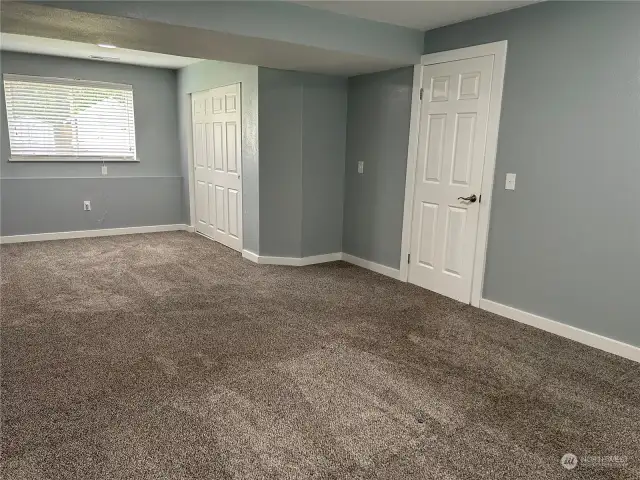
left=400, top=41, right=508, bottom=307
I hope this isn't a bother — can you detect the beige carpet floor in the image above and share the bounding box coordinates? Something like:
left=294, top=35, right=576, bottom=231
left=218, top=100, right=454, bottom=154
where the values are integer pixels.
left=1, top=232, right=638, bottom=479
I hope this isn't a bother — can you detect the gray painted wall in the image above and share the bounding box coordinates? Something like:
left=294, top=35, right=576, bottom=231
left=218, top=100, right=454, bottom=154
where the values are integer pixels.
left=0, top=52, right=182, bottom=236
left=177, top=60, right=259, bottom=253
left=301, top=74, right=347, bottom=257
left=259, top=68, right=347, bottom=257
left=423, top=1, right=640, bottom=346
left=258, top=68, right=303, bottom=257
left=1, top=177, right=182, bottom=235
left=342, top=68, right=413, bottom=269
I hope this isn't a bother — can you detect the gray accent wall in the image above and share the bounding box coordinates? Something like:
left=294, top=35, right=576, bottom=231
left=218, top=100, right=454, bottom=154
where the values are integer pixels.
left=177, top=60, right=259, bottom=253
left=342, top=68, right=413, bottom=269
left=423, top=1, right=640, bottom=346
left=259, top=68, right=347, bottom=257
left=0, top=52, right=182, bottom=236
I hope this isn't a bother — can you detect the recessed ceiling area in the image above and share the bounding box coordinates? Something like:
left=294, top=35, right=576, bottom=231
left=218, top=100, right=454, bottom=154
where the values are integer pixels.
left=297, top=1, right=540, bottom=31
left=0, top=33, right=202, bottom=69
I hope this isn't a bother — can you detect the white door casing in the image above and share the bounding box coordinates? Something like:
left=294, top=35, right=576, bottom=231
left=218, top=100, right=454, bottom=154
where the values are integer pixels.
left=408, top=55, right=494, bottom=303
left=191, top=84, right=242, bottom=251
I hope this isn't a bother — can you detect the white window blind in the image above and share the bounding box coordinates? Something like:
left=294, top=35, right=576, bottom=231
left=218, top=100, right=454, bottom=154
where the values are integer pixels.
left=3, top=74, right=137, bottom=161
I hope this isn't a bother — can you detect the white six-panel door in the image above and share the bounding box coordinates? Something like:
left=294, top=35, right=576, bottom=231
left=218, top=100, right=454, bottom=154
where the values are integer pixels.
left=192, top=91, right=215, bottom=239
left=191, top=84, right=242, bottom=251
left=408, top=56, right=494, bottom=303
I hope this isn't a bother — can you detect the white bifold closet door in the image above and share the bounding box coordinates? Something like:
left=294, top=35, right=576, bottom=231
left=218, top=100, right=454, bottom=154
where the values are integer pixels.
left=192, top=84, right=242, bottom=252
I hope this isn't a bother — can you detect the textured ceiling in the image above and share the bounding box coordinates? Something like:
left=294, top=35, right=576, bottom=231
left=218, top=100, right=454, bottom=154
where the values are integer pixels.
left=0, top=33, right=202, bottom=69
left=297, top=1, right=540, bottom=30
left=0, top=2, right=411, bottom=75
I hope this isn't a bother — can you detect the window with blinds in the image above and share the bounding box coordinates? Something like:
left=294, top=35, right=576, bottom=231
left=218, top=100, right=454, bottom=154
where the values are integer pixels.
left=3, top=74, right=137, bottom=161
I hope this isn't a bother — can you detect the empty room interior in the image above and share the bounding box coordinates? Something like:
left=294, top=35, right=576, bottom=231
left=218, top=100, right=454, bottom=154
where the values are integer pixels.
left=1, top=1, right=639, bottom=478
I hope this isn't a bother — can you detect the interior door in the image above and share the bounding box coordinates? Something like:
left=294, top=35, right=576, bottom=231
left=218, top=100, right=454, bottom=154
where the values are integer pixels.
left=408, top=55, right=494, bottom=303
left=192, top=91, right=215, bottom=239
left=191, top=84, right=243, bottom=252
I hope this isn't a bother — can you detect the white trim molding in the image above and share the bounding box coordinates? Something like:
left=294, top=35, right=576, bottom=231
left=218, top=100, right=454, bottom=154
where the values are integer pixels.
left=0, top=224, right=192, bottom=244
left=242, top=251, right=342, bottom=266
left=480, top=299, right=640, bottom=364
left=341, top=254, right=401, bottom=280
left=400, top=40, right=508, bottom=308
left=241, top=251, right=402, bottom=280
left=241, top=249, right=260, bottom=263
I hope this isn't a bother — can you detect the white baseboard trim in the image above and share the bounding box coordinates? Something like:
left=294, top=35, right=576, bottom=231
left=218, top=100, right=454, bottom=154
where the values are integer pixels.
left=1, top=224, right=192, bottom=244
left=242, top=250, right=342, bottom=266
left=241, top=250, right=260, bottom=263
left=241, top=251, right=402, bottom=280
left=298, top=253, right=343, bottom=266
left=480, top=299, right=640, bottom=363
left=341, top=253, right=402, bottom=280
left=242, top=250, right=402, bottom=279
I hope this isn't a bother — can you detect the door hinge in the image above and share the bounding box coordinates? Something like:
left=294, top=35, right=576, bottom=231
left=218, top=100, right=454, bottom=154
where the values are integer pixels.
left=419, top=88, right=424, bottom=100
left=408, top=254, right=411, bottom=264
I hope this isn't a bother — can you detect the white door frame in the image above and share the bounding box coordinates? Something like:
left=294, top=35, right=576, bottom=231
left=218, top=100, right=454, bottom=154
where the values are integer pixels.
left=186, top=82, right=243, bottom=248
left=399, top=41, right=508, bottom=307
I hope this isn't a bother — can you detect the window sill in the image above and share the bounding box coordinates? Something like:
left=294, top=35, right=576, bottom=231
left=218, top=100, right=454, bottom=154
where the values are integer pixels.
left=8, top=156, right=140, bottom=163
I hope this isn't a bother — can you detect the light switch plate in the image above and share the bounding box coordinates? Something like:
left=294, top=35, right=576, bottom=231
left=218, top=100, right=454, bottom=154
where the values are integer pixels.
left=83, top=201, right=91, bottom=211
left=357, top=161, right=364, bottom=174
left=505, top=173, right=516, bottom=190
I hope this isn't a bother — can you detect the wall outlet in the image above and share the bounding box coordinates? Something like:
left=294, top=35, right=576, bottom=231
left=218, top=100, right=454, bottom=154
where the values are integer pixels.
left=357, top=161, right=364, bottom=174
left=83, top=201, right=91, bottom=211
left=505, top=173, right=516, bottom=190
left=101, top=165, right=108, bottom=176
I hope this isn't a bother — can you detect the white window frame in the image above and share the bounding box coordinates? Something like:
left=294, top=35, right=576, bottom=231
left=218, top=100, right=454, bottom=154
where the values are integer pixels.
left=3, top=74, right=139, bottom=162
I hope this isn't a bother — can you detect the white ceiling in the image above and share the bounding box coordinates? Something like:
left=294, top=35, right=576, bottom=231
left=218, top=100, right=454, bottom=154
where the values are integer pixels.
left=298, top=1, right=540, bottom=31
left=0, top=33, right=202, bottom=69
